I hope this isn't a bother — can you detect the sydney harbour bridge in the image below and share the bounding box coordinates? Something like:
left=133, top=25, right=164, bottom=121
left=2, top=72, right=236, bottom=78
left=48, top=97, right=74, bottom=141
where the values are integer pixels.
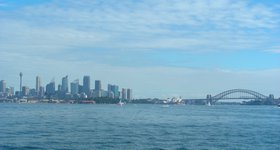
left=185, top=89, right=275, bottom=105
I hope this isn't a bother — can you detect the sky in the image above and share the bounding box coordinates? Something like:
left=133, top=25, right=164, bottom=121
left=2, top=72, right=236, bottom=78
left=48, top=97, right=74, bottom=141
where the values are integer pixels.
left=0, top=0, right=279, bottom=99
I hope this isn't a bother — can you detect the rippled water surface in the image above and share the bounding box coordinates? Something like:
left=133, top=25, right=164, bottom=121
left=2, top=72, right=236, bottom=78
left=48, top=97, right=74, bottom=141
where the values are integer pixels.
left=0, top=104, right=279, bottom=150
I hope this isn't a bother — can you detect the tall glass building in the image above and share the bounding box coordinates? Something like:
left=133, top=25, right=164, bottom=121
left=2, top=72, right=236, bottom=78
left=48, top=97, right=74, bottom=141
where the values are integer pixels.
left=61, top=75, right=69, bottom=93
left=83, top=76, right=91, bottom=96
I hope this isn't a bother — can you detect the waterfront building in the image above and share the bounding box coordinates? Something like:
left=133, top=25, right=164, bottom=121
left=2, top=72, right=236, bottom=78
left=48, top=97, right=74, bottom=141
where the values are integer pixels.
left=30, top=89, right=37, bottom=96
left=36, top=76, right=41, bottom=94
left=19, top=72, right=23, bottom=96
left=107, top=84, right=119, bottom=98
left=102, top=90, right=108, bottom=98
left=71, top=79, right=79, bottom=95
left=112, top=85, right=119, bottom=98
left=94, top=80, right=102, bottom=98
left=9, top=87, right=14, bottom=96
left=39, top=86, right=45, bottom=98
left=46, top=81, right=55, bottom=96
left=0, top=80, right=6, bottom=93
left=5, top=87, right=12, bottom=97
left=92, top=90, right=102, bottom=98
left=108, top=91, right=115, bottom=98
left=61, top=75, right=69, bottom=93
left=78, top=85, right=83, bottom=94
left=58, top=84, right=62, bottom=92
left=127, top=88, right=132, bottom=100
left=95, top=80, right=101, bottom=91
left=122, top=88, right=127, bottom=100
left=97, top=90, right=102, bottom=98
left=83, top=76, right=91, bottom=97
left=108, top=84, right=112, bottom=93
left=22, top=86, right=30, bottom=96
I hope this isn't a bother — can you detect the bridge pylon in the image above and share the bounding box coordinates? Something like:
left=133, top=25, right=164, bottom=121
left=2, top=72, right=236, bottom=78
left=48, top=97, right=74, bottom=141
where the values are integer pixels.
left=206, top=94, right=212, bottom=105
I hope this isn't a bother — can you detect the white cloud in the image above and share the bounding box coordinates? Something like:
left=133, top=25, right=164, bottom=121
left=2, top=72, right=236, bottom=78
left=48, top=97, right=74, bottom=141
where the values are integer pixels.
left=0, top=0, right=279, bottom=98
left=266, top=46, right=280, bottom=53
left=0, top=0, right=277, bottom=53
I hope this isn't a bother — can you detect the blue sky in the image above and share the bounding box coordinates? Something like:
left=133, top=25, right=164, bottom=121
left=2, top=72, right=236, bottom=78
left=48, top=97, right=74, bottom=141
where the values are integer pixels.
left=0, top=0, right=279, bottom=98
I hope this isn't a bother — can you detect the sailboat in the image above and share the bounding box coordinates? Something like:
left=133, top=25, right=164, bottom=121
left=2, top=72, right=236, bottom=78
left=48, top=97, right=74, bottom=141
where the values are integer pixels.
left=117, top=99, right=125, bottom=106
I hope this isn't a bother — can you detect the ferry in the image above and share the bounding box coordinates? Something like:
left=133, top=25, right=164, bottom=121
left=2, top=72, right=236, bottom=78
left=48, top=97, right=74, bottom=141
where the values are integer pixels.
left=18, top=99, right=28, bottom=103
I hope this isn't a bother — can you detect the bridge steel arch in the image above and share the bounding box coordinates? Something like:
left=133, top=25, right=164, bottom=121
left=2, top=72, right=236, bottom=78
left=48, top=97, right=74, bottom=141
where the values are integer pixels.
left=211, top=89, right=268, bottom=103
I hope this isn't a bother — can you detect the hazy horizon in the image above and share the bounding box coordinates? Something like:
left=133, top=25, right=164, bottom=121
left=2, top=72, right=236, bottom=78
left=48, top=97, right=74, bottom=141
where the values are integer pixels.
left=0, top=0, right=279, bottom=99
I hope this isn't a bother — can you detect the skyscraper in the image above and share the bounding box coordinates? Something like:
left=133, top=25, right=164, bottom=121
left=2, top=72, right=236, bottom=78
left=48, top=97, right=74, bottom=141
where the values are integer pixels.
left=0, top=80, right=6, bottom=93
left=22, top=86, right=30, bottom=96
left=107, top=84, right=112, bottom=92
left=95, top=80, right=101, bottom=91
left=9, top=87, right=14, bottom=96
left=127, top=89, right=132, bottom=100
left=39, top=86, right=45, bottom=98
left=58, top=84, right=62, bottom=92
left=107, top=84, right=113, bottom=98
left=61, top=75, right=69, bottom=93
left=19, top=72, right=23, bottom=96
left=36, top=76, right=41, bottom=93
left=111, top=85, right=119, bottom=98
left=71, top=79, right=79, bottom=95
left=121, top=88, right=127, bottom=100
left=83, top=76, right=90, bottom=96
left=46, top=81, right=55, bottom=96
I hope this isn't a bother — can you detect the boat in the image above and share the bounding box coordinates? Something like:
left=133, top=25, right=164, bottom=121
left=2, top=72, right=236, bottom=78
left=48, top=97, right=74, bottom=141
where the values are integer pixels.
left=117, top=100, right=125, bottom=106
left=207, top=101, right=211, bottom=106
left=18, top=99, right=28, bottom=103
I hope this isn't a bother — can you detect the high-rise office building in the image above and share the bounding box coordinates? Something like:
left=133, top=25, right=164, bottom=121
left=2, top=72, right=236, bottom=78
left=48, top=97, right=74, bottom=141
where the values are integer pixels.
left=108, top=91, right=115, bottom=98
left=22, top=86, right=30, bottom=96
left=121, top=88, right=127, bottom=100
left=61, top=75, right=69, bottom=93
left=127, top=88, right=132, bottom=100
left=36, top=76, right=41, bottom=93
left=95, top=80, right=101, bottom=91
left=78, top=85, right=83, bottom=94
left=71, top=79, right=79, bottom=95
left=111, top=85, right=119, bottom=98
left=39, top=86, right=45, bottom=98
left=107, top=84, right=112, bottom=92
left=58, top=84, right=62, bottom=92
left=107, top=84, right=119, bottom=98
left=0, top=80, right=6, bottom=93
left=83, top=76, right=90, bottom=96
left=5, top=87, right=13, bottom=97
left=46, top=81, right=55, bottom=96
left=19, top=72, right=23, bottom=96
left=30, top=89, right=37, bottom=96
left=9, top=87, right=14, bottom=96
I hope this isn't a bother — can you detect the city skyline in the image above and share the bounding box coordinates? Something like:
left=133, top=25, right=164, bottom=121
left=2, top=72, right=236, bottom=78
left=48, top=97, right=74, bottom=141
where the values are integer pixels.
left=0, top=73, right=133, bottom=100
left=0, top=72, right=277, bottom=99
left=0, top=0, right=279, bottom=98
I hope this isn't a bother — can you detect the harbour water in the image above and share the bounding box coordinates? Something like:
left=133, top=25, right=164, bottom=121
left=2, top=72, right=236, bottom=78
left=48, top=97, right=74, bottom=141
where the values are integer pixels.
left=0, top=104, right=279, bottom=150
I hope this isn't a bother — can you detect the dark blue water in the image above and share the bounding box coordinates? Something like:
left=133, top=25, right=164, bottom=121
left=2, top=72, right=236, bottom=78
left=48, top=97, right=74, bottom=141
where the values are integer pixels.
left=0, top=104, right=279, bottom=150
